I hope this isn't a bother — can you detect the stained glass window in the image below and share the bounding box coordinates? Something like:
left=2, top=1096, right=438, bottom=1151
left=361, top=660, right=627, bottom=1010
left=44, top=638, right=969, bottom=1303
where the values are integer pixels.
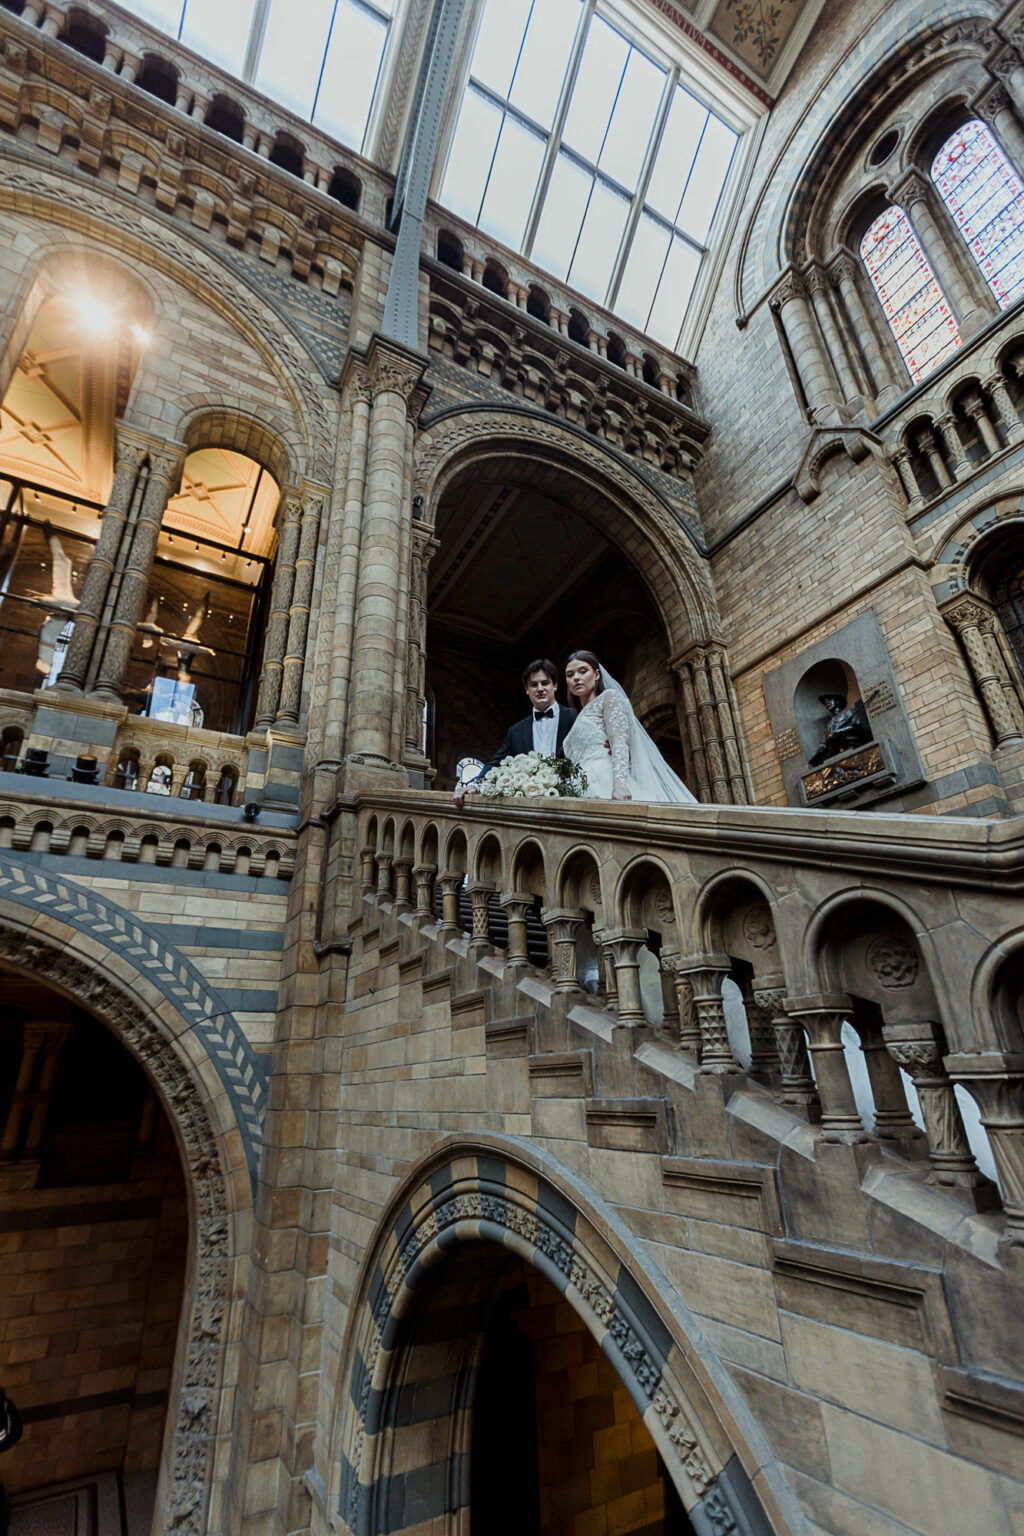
left=860, top=205, right=961, bottom=383
left=932, top=119, right=1024, bottom=310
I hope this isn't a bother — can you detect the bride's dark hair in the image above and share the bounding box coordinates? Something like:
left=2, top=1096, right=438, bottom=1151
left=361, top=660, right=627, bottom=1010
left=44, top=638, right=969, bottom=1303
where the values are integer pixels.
left=566, top=650, right=604, bottom=696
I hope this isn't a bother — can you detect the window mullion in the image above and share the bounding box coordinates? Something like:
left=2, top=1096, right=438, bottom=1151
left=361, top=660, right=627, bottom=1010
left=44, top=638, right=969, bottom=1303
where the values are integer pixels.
left=523, top=0, right=595, bottom=259
left=242, top=0, right=272, bottom=84
left=606, top=63, right=676, bottom=311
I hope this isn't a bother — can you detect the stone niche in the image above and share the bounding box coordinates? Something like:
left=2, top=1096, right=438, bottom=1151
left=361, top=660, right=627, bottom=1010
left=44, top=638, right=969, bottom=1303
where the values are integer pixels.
left=762, top=611, right=925, bottom=809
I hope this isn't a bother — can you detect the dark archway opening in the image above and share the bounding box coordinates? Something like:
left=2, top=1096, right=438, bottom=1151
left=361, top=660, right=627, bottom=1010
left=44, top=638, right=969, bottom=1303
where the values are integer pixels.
left=426, top=462, right=689, bottom=790
left=0, top=968, right=188, bottom=1534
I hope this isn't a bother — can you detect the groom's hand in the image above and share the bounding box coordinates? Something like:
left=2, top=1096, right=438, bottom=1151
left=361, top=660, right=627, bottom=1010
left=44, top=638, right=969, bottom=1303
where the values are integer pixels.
left=453, top=782, right=479, bottom=808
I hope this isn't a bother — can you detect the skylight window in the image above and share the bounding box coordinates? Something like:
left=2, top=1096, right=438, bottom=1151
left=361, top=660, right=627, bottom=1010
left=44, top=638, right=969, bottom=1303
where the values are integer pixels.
left=128, top=0, right=396, bottom=154
left=439, top=0, right=739, bottom=352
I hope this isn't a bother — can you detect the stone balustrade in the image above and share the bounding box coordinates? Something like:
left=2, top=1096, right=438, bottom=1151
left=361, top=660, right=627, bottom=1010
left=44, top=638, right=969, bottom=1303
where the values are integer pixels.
left=348, top=789, right=1024, bottom=1245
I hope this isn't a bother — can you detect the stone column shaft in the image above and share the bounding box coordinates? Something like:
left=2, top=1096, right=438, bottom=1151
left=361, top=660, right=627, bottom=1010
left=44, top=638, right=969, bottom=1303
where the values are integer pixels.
left=59, top=447, right=144, bottom=691
left=985, top=372, right=1024, bottom=444
left=466, top=880, right=496, bottom=956
left=346, top=340, right=426, bottom=764
left=92, top=450, right=180, bottom=699
left=254, top=495, right=303, bottom=728
left=413, top=863, right=437, bottom=921
left=785, top=996, right=868, bottom=1142
left=891, top=170, right=989, bottom=336
left=893, top=449, right=925, bottom=510
left=773, top=272, right=836, bottom=418
left=807, top=268, right=860, bottom=402
left=829, top=252, right=900, bottom=404
left=322, top=372, right=372, bottom=762
left=946, top=599, right=1024, bottom=744
left=679, top=957, right=734, bottom=1073
left=675, top=662, right=711, bottom=803
left=884, top=1026, right=993, bottom=1198
left=936, top=413, right=969, bottom=479
left=277, top=492, right=324, bottom=724
left=499, top=893, right=533, bottom=968
left=541, top=908, right=585, bottom=992
left=754, top=985, right=820, bottom=1118
left=393, top=857, right=414, bottom=911
left=602, top=928, right=648, bottom=1025
left=436, top=873, right=463, bottom=935
left=946, top=1053, right=1024, bottom=1243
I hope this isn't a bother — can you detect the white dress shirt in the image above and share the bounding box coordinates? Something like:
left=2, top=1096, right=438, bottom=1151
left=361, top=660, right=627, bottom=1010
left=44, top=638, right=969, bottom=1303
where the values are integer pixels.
left=531, top=708, right=558, bottom=757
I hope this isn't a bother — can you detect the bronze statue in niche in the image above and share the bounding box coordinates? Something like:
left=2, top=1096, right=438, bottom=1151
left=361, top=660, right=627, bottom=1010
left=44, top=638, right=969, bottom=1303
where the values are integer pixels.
left=808, top=693, right=872, bottom=765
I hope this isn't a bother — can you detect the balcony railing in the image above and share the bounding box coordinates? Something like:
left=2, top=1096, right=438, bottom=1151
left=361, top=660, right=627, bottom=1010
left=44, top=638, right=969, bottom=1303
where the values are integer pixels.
left=345, top=790, right=1024, bottom=1248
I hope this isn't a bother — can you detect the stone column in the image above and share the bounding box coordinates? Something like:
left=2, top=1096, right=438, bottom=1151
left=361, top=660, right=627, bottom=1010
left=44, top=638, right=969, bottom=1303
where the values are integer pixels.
left=678, top=955, right=735, bottom=1073
left=659, top=954, right=681, bottom=1038
left=413, top=862, right=437, bottom=921
left=345, top=337, right=427, bottom=767
left=852, top=1002, right=924, bottom=1148
left=890, top=169, right=990, bottom=336
left=466, top=879, right=495, bottom=957
left=984, top=372, right=1024, bottom=444
left=436, top=873, right=463, bottom=936
left=740, top=979, right=782, bottom=1086
left=917, top=425, right=953, bottom=489
left=708, top=648, right=751, bottom=803
left=981, top=62, right=1024, bottom=161
left=393, top=856, right=414, bottom=912
left=892, top=448, right=926, bottom=511
left=945, top=596, right=1024, bottom=745
left=92, top=447, right=181, bottom=700
left=541, top=908, right=585, bottom=992
left=828, top=250, right=901, bottom=406
left=375, top=852, right=393, bottom=901
left=946, top=1051, right=1024, bottom=1244
left=499, top=893, right=533, bottom=969
left=404, top=527, right=439, bottom=765
left=806, top=264, right=861, bottom=403
left=784, top=995, right=868, bottom=1142
left=277, top=490, right=324, bottom=725
left=884, top=1025, right=995, bottom=1202
left=359, top=845, right=376, bottom=893
left=753, top=983, right=820, bottom=1118
left=58, top=439, right=146, bottom=692
left=601, top=928, right=648, bottom=1026
left=592, top=929, right=619, bottom=1013
left=771, top=269, right=837, bottom=419
left=322, top=365, right=372, bottom=763
left=254, top=494, right=303, bottom=728
left=672, top=657, right=711, bottom=803
left=965, top=391, right=1002, bottom=457
left=936, top=413, right=970, bottom=480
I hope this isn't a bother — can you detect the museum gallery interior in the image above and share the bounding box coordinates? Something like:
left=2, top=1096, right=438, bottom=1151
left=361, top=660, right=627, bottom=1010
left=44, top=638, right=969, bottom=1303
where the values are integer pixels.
left=1, top=0, right=1024, bottom=1532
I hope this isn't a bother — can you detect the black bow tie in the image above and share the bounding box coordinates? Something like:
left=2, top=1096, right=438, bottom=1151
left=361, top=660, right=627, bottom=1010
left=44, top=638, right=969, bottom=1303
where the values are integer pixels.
left=534, top=708, right=554, bottom=720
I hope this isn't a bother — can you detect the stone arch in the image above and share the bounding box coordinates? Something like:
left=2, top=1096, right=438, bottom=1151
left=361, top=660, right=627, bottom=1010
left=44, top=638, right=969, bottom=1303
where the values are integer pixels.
left=412, top=406, right=718, bottom=657
left=736, top=7, right=991, bottom=311
left=176, top=404, right=298, bottom=491
left=0, top=898, right=253, bottom=1536
left=0, top=162, right=335, bottom=481
left=333, top=1137, right=796, bottom=1536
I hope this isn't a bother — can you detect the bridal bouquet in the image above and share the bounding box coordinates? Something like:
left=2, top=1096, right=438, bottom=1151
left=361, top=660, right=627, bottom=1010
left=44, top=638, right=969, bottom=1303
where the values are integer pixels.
left=474, top=752, right=588, bottom=799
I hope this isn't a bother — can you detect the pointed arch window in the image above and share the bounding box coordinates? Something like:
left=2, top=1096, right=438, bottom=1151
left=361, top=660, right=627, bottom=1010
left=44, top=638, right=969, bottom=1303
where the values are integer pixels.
left=932, top=119, right=1024, bottom=310
left=860, top=205, right=961, bottom=383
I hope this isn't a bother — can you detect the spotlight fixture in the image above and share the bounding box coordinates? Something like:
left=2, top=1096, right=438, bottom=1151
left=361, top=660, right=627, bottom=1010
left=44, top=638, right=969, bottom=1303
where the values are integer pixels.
left=131, top=324, right=152, bottom=346
left=74, top=294, right=114, bottom=333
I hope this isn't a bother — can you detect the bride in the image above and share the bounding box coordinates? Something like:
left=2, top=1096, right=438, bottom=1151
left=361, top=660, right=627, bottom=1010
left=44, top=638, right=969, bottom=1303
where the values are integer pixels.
left=563, top=651, right=697, bottom=804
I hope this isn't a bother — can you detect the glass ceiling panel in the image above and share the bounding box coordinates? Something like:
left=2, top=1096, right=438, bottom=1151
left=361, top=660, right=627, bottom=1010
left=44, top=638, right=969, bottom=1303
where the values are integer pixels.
left=479, top=116, right=547, bottom=251
left=532, top=153, right=592, bottom=281
left=562, top=16, right=628, bottom=165
left=179, top=0, right=255, bottom=79
left=470, top=0, right=531, bottom=100
left=254, top=0, right=334, bottom=120
left=646, top=87, right=707, bottom=223
left=508, top=0, right=581, bottom=130
left=126, top=0, right=397, bottom=154
left=440, top=0, right=743, bottom=352
left=599, top=48, right=664, bottom=189
left=440, top=90, right=503, bottom=225
left=314, top=0, right=390, bottom=149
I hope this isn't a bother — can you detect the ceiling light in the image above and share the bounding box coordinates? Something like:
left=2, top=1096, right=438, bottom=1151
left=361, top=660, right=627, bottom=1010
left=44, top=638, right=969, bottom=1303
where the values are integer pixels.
left=74, top=295, right=115, bottom=333
left=131, top=324, right=152, bottom=346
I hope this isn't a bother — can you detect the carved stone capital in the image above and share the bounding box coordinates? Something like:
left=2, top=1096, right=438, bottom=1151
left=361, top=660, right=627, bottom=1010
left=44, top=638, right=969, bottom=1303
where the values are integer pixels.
left=368, top=340, right=426, bottom=402
left=771, top=269, right=807, bottom=309
left=944, top=595, right=993, bottom=632
left=888, top=166, right=930, bottom=208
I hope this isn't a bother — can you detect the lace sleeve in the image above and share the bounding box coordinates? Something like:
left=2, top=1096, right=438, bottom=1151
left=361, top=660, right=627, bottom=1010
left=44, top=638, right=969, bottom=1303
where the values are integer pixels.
left=601, top=689, right=631, bottom=791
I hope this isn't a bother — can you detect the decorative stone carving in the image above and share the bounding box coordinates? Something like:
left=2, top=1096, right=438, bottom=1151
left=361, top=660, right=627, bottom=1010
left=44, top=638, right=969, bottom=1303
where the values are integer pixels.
left=741, top=904, right=776, bottom=950
left=866, top=932, right=920, bottom=988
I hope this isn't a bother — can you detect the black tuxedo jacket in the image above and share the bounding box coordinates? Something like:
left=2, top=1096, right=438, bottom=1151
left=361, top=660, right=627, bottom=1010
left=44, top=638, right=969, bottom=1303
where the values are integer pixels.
left=478, top=705, right=577, bottom=778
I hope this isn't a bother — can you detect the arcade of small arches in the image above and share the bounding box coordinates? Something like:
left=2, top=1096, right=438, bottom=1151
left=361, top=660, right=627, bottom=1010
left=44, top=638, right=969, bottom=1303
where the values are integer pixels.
left=353, top=797, right=1024, bottom=1242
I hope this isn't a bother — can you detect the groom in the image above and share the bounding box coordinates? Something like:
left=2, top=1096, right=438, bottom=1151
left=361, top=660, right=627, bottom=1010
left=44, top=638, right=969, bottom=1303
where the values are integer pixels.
left=453, top=658, right=576, bottom=807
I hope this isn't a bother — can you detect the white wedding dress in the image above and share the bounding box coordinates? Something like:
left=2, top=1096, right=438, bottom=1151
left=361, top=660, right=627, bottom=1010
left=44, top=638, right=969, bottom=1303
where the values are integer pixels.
left=563, top=684, right=697, bottom=804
